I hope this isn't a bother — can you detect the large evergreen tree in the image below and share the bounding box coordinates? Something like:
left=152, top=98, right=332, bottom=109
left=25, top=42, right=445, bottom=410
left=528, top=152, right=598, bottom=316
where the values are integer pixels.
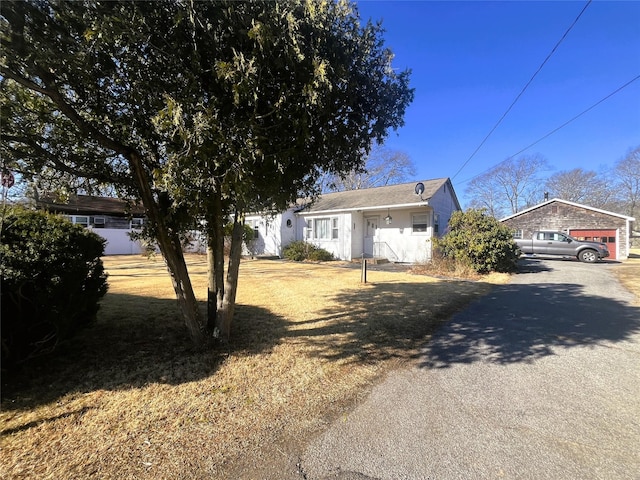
left=1, top=0, right=413, bottom=343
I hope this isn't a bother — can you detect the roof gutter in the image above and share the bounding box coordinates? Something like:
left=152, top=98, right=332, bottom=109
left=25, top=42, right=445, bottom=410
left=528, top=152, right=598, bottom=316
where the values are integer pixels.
left=298, top=201, right=431, bottom=215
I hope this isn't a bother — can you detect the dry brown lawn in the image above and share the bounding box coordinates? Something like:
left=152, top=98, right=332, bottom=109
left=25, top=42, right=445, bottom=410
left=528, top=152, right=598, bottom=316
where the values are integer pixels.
left=612, top=247, right=640, bottom=304
left=5, top=250, right=639, bottom=479
left=0, top=255, right=508, bottom=479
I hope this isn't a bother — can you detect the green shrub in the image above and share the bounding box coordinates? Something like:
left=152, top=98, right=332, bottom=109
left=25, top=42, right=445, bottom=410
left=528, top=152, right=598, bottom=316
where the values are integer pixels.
left=223, top=222, right=256, bottom=242
left=283, top=241, right=334, bottom=262
left=1, top=206, right=108, bottom=366
left=435, top=209, right=519, bottom=274
left=307, top=246, right=334, bottom=262
left=222, top=222, right=257, bottom=256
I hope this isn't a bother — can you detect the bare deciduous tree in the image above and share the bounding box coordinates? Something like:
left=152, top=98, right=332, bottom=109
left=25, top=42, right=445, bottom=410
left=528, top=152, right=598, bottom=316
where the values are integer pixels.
left=465, top=154, right=550, bottom=218
left=614, top=145, right=640, bottom=221
left=323, top=144, right=415, bottom=192
left=544, top=168, right=613, bottom=208
left=466, top=175, right=504, bottom=218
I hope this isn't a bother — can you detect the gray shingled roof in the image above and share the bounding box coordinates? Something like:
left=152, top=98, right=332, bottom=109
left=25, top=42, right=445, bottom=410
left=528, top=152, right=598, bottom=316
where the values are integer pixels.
left=302, top=178, right=452, bottom=213
left=37, top=195, right=146, bottom=217
left=500, top=198, right=636, bottom=222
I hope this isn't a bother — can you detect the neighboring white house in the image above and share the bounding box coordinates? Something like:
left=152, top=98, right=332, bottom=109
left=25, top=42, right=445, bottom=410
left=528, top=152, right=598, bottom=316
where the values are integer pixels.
left=37, top=195, right=147, bottom=255
left=246, top=178, right=461, bottom=263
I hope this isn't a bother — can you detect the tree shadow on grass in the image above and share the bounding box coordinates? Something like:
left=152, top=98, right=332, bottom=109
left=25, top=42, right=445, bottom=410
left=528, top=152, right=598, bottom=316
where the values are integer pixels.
left=1, top=294, right=287, bottom=411
left=281, top=259, right=640, bottom=370
left=419, top=280, right=640, bottom=369
left=283, top=279, right=489, bottom=365
left=7, top=260, right=637, bottom=412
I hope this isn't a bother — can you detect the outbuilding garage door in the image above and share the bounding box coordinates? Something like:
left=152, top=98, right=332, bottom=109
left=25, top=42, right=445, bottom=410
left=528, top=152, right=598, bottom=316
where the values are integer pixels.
left=570, top=229, right=617, bottom=260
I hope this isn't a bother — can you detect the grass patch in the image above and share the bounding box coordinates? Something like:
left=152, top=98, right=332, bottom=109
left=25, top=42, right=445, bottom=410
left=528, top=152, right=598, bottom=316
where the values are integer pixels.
left=1, top=255, right=506, bottom=479
left=612, top=248, right=640, bottom=305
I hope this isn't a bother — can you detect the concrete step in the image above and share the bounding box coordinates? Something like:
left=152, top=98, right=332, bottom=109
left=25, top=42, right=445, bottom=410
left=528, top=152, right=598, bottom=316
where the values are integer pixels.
left=369, top=257, right=389, bottom=264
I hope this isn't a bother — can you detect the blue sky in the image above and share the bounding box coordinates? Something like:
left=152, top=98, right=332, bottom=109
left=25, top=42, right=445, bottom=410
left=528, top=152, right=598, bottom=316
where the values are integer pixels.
left=355, top=0, right=640, bottom=206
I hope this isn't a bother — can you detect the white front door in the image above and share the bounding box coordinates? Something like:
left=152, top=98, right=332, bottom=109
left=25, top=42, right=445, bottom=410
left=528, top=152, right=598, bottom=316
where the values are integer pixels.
left=364, top=216, right=379, bottom=258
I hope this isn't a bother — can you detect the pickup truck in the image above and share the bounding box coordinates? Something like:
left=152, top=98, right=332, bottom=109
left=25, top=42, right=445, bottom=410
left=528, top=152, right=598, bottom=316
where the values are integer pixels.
left=515, top=231, right=609, bottom=263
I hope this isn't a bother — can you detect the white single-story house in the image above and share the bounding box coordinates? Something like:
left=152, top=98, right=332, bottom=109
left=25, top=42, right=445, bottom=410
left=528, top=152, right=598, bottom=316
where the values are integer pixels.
left=245, top=178, right=461, bottom=263
left=38, top=178, right=461, bottom=262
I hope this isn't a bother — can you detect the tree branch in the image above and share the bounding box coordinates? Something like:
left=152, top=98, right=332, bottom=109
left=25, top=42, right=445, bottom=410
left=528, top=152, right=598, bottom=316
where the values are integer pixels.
left=2, top=68, right=135, bottom=160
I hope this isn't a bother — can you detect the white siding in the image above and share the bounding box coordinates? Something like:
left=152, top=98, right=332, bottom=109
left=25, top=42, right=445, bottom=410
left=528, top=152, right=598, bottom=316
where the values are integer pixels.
left=245, top=210, right=298, bottom=257
left=358, top=208, right=433, bottom=263
left=298, top=207, right=435, bottom=263
left=246, top=181, right=461, bottom=263
left=91, top=228, right=146, bottom=255
left=303, top=212, right=351, bottom=260
left=244, top=215, right=269, bottom=256
left=428, top=183, right=459, bottom=236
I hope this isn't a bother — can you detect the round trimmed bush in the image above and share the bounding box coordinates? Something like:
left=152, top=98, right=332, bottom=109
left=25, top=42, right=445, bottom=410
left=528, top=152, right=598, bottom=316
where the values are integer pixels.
left=435, top=209, right=519, bottom=274
left=1, top=206, right=108, bottom=366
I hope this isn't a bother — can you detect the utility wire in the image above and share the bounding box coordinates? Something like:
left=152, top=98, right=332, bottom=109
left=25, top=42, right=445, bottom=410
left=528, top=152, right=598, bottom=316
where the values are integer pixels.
left=451, top=0, right=592, bottom=180
left=457, top=74, right=640, bottom=185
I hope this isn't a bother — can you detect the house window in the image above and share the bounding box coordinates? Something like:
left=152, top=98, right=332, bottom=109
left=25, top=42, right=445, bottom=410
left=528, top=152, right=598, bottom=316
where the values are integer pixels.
left=74, top=216, right=89, bottom=227
left=131, top=218, right=144, bottom=229
left=433, top=214, right=440, bottom=234
left=314, top=218, right=331, bottom=239
left=513, top=229, right=523, bottom=239
left=311, top=217, right=338, bottom=240
left=412, top=213, right=428, bottom=233
left=305, top=219, right=312, bottom=239
left=244, top=219, right=260, bottom=239
left=91, top=216, right=106, bottom=228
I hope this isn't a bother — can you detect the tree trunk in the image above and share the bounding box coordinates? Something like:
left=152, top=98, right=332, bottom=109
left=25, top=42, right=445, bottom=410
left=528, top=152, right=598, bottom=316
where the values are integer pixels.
left=161, top=237, right=205, bottom=346
left=129, top=153, right=206, bottom=347
left=206, top=245, right=217, bottom=331
left=216, top=208, right=244, bottom=341
left=207, top=188, right=226, bottom=334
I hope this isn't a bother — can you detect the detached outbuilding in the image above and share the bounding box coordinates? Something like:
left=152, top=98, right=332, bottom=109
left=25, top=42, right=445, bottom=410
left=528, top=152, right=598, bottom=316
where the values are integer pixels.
left=501, top=198, right=636, bottom=261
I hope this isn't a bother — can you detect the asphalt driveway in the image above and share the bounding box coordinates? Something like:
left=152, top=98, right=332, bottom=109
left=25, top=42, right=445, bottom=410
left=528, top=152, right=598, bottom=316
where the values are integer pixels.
left=297, top=258, right=640, bottom=480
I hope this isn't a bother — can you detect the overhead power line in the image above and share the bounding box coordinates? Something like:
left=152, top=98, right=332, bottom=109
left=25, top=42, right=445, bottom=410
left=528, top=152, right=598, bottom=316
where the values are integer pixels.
left=451, top=0, right=592, bottom=180
left=457, top=74, right=640, bottom=185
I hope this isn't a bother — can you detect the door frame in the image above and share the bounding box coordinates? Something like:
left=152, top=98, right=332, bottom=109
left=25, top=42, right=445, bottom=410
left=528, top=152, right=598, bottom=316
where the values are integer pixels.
left=363, top=215, right=379, bottom=258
